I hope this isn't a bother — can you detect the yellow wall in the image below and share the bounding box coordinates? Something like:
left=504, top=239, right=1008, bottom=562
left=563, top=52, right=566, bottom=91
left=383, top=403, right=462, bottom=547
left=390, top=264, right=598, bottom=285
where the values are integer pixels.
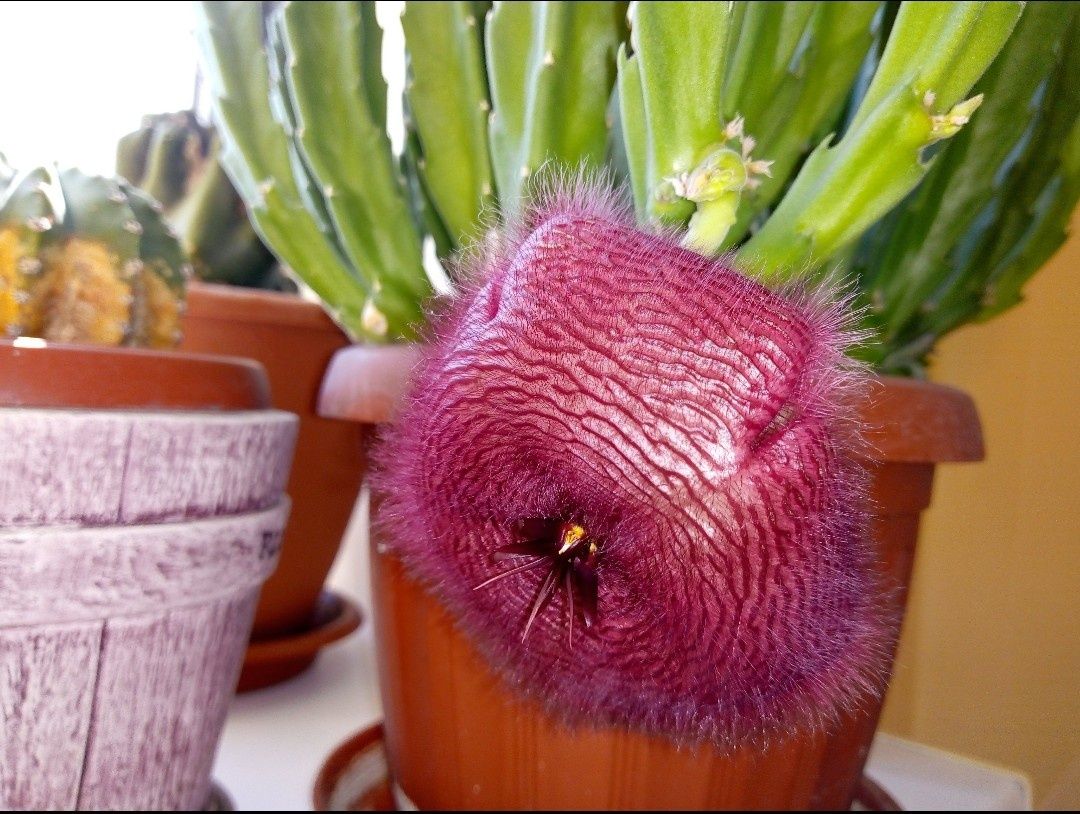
left=879, top=214, right=1080, bottom=808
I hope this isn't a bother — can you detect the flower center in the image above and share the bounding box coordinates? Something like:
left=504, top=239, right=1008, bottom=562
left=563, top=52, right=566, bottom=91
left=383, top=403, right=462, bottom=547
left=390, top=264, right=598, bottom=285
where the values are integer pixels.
left=473, top=517, right=601, bottom=646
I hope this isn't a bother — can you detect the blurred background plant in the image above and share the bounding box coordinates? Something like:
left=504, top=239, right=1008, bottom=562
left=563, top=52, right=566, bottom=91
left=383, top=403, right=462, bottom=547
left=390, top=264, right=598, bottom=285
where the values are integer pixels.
left=116, top=110, right=295, bottom=291
left=196, top=0, right=1079, bottom=374
left=0, top=161, right=188, bottom=347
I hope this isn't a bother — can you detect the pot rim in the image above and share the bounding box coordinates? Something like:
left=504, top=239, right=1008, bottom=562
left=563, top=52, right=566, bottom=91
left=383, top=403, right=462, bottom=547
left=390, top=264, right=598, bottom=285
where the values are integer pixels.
left=185, top=281, right=345, bottom=334
left=0, top=338, right=270, bottom=410
left=862, top=375, right=984, bottom=463
left=0, top=500, right=289, bottom=626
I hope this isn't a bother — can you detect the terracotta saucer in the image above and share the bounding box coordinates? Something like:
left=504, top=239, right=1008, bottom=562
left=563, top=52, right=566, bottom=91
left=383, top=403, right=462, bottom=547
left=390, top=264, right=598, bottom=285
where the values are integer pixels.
left=236, top=590, right=363, bottom=693
left=311, top=722, right=904, bottom=811
left=312, top=723, right=393, bottom=811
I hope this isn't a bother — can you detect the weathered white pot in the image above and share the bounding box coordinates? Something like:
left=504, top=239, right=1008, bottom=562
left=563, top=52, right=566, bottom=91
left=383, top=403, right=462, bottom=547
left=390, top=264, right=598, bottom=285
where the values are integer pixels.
left=0, top=408, right=298, bottom=810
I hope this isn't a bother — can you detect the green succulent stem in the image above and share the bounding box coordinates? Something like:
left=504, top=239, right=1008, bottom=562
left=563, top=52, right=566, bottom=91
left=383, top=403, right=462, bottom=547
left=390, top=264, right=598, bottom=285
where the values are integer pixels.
left=721, top=2, right=881, bottom=248
left=188, top=0, right=1076, bottom=376
left=676, top=132, right=772, bottom=253
left=486, top=1, right=626, bottom=213
left=620, top=1, right=740, bottom=226
left=737, top=1, right=1023, bottom=279
left=844, top=2, right=1080, bottom=373
left=278, top=1, right=429, bottom=337
left=402, top=1, right=495, bottom=248
left=722, top=2, right=819, bottom=127
left=195, top=1, right=375, bottom=338
left=684, top=194, right=740, bottom=256
left=195, top=1, right=433, bottom=342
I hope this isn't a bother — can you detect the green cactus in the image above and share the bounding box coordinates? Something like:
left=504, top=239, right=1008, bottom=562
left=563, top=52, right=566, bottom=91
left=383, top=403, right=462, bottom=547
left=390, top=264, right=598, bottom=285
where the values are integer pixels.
left=734, top=1, right=1024, bottom=274
left=195, top=0, right=1080, bottom=375
left=0, top=165, right=189, bottom=348
left=278, top=1, right=425, bottom=317
left=402, top=1, right=495, bottom=249
left=485, top=1, right=626, bottom=213
left=197, top=0, right=430, bottom=342
left=117, top=111, right=286, bottom=289
left=196, top=2, right=376, bottom=340
left=721, top=2, right=883, bottom=248
left=853, top=3, right=1080, bottom=373
left=618, top=2, right=739, bottom=226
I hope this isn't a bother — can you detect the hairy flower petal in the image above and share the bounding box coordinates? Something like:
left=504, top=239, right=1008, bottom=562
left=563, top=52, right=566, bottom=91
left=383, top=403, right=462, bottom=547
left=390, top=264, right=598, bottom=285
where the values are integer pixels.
left=374, top=176, right=891, bottom=748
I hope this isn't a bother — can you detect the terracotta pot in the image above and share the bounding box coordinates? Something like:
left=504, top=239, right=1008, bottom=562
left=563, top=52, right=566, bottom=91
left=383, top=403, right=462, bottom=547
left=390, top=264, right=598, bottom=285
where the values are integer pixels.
left=318, top=347, right=983, bottom=810
left=0, top=338, right=269, bottom=411
left=179, top=282, right=366, bottom=690
left=0, top=340, right=298, bottom=809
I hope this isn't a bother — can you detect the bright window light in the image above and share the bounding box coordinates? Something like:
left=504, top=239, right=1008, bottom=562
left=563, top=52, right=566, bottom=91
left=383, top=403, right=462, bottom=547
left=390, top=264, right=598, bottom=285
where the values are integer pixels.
left=0, top=1, right=199, bottom=175
left=0, top=2, right=410, bottom=176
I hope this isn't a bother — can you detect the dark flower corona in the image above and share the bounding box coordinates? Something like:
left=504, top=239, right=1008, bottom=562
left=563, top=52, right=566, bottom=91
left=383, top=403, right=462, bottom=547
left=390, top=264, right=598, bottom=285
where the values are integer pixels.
left=375, top=178, right=891, bottom=747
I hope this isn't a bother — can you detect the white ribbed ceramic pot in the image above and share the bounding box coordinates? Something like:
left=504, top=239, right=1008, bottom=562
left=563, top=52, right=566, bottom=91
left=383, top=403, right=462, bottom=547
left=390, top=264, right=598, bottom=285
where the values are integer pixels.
left=0, top=407, right=297, bottom=810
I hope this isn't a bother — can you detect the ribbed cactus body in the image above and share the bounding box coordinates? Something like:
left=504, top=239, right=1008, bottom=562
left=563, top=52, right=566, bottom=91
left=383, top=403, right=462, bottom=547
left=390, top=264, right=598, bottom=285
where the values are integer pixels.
left=117, top=111, right=283, bottom=289
left=0, top=167, right=189, bottom=348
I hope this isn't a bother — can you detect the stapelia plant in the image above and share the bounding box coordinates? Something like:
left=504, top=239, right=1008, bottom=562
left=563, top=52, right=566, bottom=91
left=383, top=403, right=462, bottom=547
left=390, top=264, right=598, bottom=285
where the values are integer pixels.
left=376, top=180, right=885, bottom=743
left=197, top=0, right=1079, bottom=744
left=197, top=1, right=1079, bottom=370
